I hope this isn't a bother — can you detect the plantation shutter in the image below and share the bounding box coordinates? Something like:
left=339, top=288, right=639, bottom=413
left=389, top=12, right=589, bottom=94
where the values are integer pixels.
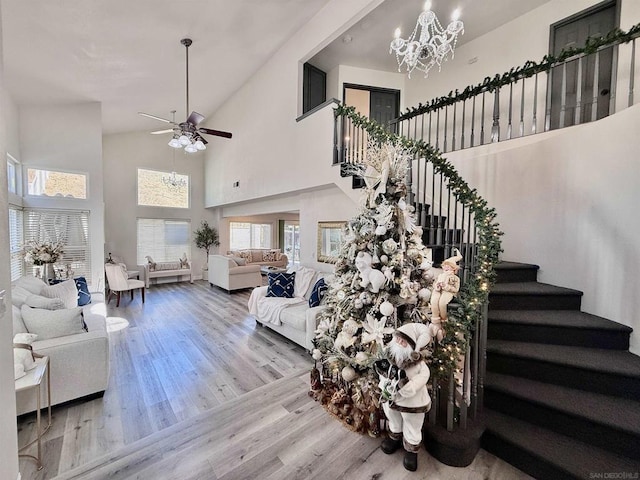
left=9, top=206, right=24, bottom=281
left=23, top=208, right=91, bottom=279
left=137, top=218, right=191, bottom=264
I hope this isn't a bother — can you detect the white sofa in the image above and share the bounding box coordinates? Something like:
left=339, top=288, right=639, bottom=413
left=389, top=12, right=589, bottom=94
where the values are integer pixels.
left=11, top=276, right=109, bottom=415
left=248, top=266, right=331, bottom=351
left=209, top=254, right=262, bottom=292
left=142, top=263, right=192, bottom=288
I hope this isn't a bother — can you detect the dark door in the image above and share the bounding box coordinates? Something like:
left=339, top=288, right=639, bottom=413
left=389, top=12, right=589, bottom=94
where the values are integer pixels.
left=370, top=90, right=399, bottom=133
left=549, top=3, right=616, bottom=129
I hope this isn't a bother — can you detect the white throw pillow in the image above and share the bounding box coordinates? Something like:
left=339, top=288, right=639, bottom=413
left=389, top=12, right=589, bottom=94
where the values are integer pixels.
left=25, top=294, right=65, bottom=310
left=41, top=279, right=78, bottom=308
left=21, top=305, right=86, bottom=340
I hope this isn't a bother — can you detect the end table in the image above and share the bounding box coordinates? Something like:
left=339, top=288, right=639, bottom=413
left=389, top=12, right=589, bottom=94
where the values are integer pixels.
left=15, top=355, right=52, bottom=470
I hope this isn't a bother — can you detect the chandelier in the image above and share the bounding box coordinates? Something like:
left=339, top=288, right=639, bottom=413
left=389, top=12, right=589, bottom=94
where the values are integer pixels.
left=162, top=171, right=187, bottom=189
left=389, top=1, right=464, bottom=78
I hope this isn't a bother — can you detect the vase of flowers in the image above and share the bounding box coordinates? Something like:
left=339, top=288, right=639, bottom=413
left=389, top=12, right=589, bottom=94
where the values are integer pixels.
left=24, top=240, right=65, bottom=282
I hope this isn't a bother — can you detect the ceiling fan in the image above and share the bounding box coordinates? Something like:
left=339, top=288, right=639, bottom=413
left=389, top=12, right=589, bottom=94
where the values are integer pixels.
left=138, top=38, right=232, bottom=153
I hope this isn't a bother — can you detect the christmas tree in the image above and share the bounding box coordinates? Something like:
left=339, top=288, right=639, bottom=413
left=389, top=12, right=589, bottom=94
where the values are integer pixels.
left=310, top=140, right=441, bottom=435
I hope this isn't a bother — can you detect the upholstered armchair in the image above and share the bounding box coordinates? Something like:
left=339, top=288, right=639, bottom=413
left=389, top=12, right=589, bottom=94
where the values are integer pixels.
left=105, top=263, right=145, bottom=307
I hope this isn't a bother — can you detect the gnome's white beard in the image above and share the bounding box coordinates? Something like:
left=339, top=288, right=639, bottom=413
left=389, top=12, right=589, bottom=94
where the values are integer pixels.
left=390, top=340, right=414, bottom=367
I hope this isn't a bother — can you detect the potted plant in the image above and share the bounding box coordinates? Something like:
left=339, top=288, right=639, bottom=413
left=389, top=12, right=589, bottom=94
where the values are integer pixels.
left=193, top=221, right=220, bottom=281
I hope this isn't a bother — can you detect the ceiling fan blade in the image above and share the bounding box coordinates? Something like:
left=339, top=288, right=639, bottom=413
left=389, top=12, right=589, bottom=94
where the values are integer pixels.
left=186, top=111, right=205, bottom=126
left=199, top=127, right=233, bottom=139
left=138, top=112, right=173, bottom=124
left=150, top=129, right=174, bottom=135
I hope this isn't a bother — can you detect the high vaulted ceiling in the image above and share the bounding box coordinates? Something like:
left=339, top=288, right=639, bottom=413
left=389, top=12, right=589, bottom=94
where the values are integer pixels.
left=1, top=0, right=551, bottom=136
left=1, top=0, right=332, bottom=135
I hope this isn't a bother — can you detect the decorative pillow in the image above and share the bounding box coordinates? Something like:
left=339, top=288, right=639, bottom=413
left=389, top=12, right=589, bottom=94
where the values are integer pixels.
left=309, top=278, right=329, bottom=308
left=238, top=251, right=253, bottom=263
left=262, top=250, right=278, bottom=262
left=41, top=279, right=78, bottom=309
left=74, top=277, right=92, bottom=306
left=25, top=294, right=65, bottom=310
left=21, top=305, right=86, bottom=340
left=49, top=277, right=91, bottom=306
left=229, top=256, right=246, bottom=266
left=266, top=272, right=296, bottom=298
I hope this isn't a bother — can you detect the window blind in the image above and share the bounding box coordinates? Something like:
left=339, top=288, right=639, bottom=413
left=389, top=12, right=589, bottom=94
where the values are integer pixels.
left=9, top=206, right=24, bottom=281
left=137, top=218, right=191, bottom=264
left=24, top=208, right=91, bottom=279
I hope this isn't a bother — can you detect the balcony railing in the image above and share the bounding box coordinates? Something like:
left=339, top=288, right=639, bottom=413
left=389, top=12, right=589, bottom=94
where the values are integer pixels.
left=387, top=24, right=640, bottom=154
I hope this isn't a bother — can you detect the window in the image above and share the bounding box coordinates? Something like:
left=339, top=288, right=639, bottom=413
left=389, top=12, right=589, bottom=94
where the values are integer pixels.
left=26, top=168, right=87, bottom=199
left=7, top=156, right=17, bottom=194
left=229, top=222, right=272, bottom=250
left=9, top=206, right=24, bottom=281
left=23, top=208, right=92, bottom=279
left=137, top=168, right=189, bottom=208
left=137, top=218, right=191, bottom=264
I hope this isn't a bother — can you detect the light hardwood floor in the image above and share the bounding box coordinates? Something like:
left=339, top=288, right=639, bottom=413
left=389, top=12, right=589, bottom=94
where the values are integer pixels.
left=16, top=280, right=532, bottom=480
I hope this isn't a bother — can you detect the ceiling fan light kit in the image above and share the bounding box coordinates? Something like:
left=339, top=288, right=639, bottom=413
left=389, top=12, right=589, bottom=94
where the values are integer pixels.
left=139, top=38, right=232, bottom=154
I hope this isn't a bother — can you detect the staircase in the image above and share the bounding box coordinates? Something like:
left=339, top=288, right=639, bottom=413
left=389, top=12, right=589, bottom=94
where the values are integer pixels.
left=483, top=262, right=640, bottom=479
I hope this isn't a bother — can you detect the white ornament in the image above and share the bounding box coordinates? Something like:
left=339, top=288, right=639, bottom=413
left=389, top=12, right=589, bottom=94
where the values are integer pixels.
left=342, top=365, right=358, bottom=382
left=382, top=239, right=398, bottom=255
left=312, top=349, right=323, bottom=360
left=418, top=288, right=432, bottom=301
left=375, top=225, right=387, bottom=236
left=354, top=299, right=364, bottom=309
left=380, top=255, right=389, bottom=264
left=355, top=352, right=369, bottom=364
left=337, top=290, right=347, bottom=300
left=379, top=301, right=395, bottom=317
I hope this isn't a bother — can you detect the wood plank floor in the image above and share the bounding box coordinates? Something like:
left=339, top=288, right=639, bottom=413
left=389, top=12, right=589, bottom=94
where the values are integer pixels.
left=16, top=280, right=532, bottom=480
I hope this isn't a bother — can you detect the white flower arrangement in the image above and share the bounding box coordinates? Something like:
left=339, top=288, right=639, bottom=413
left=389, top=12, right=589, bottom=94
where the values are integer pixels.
left=24, top=240, right=65, bottom=266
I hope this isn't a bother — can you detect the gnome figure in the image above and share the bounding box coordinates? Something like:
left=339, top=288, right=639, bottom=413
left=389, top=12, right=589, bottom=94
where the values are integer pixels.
left=375, top=323, right=432, bottom=472
left=429, top=249, right=462, bottom=342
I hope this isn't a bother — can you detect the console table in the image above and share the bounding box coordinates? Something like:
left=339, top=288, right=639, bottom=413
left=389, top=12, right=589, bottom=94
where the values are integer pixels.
left=16, top=356, right=52, bottom=470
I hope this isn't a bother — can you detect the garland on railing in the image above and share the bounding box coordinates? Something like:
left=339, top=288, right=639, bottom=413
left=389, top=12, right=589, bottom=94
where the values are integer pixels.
left=398, top=22, right=640, bottom=122
left=335, top=103, right=503, bottom=376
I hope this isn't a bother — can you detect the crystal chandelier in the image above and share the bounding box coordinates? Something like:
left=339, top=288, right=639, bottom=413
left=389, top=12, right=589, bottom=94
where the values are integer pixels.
left=162, top=171, right=187, bottom=189
left=390, top=1, right=464, bottom=78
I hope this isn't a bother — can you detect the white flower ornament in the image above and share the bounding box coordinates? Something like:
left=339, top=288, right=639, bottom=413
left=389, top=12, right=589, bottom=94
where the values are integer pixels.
left=361, top=314, right=394, bottom=347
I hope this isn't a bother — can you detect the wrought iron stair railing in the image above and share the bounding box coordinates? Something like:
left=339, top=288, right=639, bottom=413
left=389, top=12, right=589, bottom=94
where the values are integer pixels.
left=333, top=104, right=503, bottom=433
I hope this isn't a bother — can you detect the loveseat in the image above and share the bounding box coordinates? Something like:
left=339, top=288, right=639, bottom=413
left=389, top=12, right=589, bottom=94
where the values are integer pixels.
left=11, top=276, right=109, bottom=415
left=226, top=249, right=288, bottom=268
left=248, top=265, right=332, bottom=351
left=209, top=254, right=262, bottom=292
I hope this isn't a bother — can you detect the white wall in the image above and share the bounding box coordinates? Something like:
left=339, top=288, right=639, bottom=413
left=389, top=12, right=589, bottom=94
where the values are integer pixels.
left=0, top=5, right=21, bottom=479
left=447, top=103, right=640, bottom=354
left=19, top=103, right=105, bottom=290
left=103, top=132, right=216, bottom=276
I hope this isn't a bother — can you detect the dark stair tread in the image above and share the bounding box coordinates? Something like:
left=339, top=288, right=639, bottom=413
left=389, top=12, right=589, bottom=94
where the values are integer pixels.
left=489, top=310, right=633, bottom=333
left=495, top=261, right=540, bottom=271
left=485, top=372, right=640, bottom=436
left=490, top=282, right=583, bottom=296
left=484, top=409, right=640, bottom=476
left=487, top=340, right=640, bottom=378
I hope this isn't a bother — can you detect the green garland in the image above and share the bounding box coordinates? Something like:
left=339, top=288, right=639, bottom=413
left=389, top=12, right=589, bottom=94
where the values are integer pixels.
left=398, top=22, right=640, bottom=122
left=335, top=103, right=503, bottom=377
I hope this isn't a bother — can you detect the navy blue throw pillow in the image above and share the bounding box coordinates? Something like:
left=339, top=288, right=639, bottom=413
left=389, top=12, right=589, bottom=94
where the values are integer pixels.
left=309, top=278, right=328, bottom=307
left=74, top=277, right=91, bottom=306
left=266, top=272, right=296, bottom=298
left=48, top=277, right=91, bottom=306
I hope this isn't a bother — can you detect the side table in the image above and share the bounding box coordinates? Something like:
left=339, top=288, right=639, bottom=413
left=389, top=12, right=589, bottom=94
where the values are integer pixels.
left=15, top=355, right=52, bottom=470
